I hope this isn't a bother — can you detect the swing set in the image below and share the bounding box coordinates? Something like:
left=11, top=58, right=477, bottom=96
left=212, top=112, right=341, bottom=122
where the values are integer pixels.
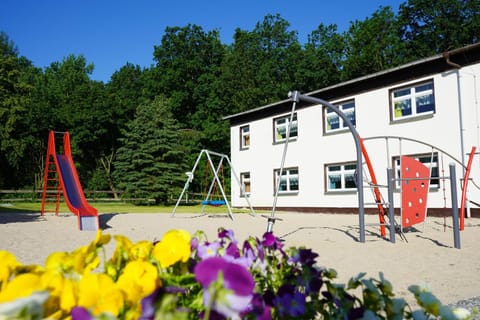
left=201, top=161, right=226, bottom=207
left=171, top=149, right=255, bottom=219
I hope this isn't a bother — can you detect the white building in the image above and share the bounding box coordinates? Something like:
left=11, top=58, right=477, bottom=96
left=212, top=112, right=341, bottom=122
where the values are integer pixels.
left=224, top=43, right=480, bottom=217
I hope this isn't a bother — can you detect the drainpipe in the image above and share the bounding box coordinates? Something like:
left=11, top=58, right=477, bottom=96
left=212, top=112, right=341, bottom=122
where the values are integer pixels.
left=443, top=52, right=468, bottom=217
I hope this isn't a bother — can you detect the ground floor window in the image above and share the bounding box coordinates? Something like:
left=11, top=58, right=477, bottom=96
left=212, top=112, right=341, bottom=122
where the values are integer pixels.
left=274, top=167, right=299, bottom=194
left=393, top=153, right=439, bottom=189
left=325, top=162, right=357, bottom=191
left=240, top=172, right=251, bottom=197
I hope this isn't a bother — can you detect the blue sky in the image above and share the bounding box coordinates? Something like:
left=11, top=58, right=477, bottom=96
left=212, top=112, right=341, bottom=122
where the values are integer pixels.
left=1, top=0, right=405, bottom=82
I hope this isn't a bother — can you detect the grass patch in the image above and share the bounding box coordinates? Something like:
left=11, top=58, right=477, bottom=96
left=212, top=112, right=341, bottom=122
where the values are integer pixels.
left=0, top=201, right=255, bottom=215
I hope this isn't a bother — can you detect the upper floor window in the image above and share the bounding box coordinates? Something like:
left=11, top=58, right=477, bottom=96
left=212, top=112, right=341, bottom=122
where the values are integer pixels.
left=240, top=172, right=251, bottom=197
left=325, top=162, right=357, bottom=192
left=274, top=113, right=297, bottom=143
left=274, top=167, right=299, bottom=194
left=324, top=100, right=356, bottom=133
left=393, top=153, right=439, bottom=189
left=240, top=125, right=250, bottom=150
left=391, top=80, right=435, bottom=121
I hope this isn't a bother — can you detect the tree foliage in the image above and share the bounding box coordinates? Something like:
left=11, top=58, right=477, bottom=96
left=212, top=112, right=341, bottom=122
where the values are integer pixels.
left=398, top=0, right=480, bottom=58
left=342, top=6, right=407, bottom=80
left=113, top=96, right=186, bottom=204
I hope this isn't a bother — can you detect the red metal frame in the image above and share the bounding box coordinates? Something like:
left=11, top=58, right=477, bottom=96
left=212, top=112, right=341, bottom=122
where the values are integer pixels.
left=359, top=136, right=386, bottom=237
left=460, top=146, right=476, bottom=231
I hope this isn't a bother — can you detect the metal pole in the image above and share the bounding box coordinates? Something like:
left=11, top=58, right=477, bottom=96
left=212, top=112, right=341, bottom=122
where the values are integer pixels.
left=205, top=151, right=234, bottom=220
left=449, top=163, right=461, bottom=249
left=171, top=150, right=206, bottom=217
left=292, top=91, right=365, bottom=242
left=268, top=91, right=298, bottom=232
left=387, top=168, right=396, bottom=243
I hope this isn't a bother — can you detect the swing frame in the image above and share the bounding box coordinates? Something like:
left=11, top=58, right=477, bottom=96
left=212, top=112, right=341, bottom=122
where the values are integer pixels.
left=171, top=149, right=255, bottom=219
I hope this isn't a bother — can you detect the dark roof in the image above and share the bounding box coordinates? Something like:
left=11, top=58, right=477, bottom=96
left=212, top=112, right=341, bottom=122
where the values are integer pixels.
left=223, top=42, right=480, bottom=126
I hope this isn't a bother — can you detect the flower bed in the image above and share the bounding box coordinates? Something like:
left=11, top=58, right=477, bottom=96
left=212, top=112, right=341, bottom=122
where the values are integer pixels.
left=0, top=229, right=475, bottom=319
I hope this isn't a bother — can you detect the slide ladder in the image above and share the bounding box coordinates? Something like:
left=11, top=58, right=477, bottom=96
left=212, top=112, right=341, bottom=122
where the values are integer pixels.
left=40, top=131, right=99, bottom=230
left=40, top=149, right=62, bottom=215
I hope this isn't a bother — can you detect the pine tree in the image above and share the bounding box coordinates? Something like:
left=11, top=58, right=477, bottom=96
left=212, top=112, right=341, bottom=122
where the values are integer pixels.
left=113, top=96, right=187, bottom=204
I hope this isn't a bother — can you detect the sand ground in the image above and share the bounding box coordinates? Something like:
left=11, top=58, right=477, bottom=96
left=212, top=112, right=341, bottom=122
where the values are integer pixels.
left=1, top=210, right=479, bottom=308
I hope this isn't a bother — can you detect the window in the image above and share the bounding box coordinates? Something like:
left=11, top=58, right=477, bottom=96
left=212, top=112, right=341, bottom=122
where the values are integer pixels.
left=240, top=172, right=251, bottom=197
left=391, top=81, right=435, bottom=121
left=274, top=167, right=299, bottom=194
left=240, top=125, right=250, bottom=149
left=274, top=113, right=297, bottom=143
left=325, top=100, right=356, bottom=133
left=393, top=153, right=439, bottom=189
left=326, top=162, right=357, bottom=191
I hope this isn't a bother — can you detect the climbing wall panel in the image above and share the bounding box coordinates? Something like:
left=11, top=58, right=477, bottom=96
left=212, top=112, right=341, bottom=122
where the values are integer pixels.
left=401, top=156, right=430, bottom=228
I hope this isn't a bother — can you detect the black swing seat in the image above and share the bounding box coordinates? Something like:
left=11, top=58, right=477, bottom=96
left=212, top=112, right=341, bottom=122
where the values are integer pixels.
left=202, top=199, right=226, bottom=206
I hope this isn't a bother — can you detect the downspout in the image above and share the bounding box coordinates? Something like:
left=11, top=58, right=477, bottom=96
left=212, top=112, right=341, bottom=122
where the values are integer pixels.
left=443, top=52, right=468, bottom=217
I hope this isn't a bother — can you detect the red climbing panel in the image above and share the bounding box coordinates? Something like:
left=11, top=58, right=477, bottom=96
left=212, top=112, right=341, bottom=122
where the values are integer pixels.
left=401, top=156, right=430, bottom=228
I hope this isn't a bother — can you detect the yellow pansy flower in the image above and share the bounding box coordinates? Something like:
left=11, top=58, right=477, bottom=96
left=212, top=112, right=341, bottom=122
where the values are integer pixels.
left=116, top=260, right=159, bottom=304
left=41, top=270, right=65, bottom=297
left=152, top=229, right=191, bottom=269
left=0, top=273, right=44, bottom=303
left=45, top=251, right=71, bottom=273
left=0, top=251, right=20, bottom=289
left=93, top=231, right=111, bottom=248
left=59, top=277, right=78, bottom=312
left=71, top=245, right=100, bottom=274
left=111, top=234, right=134, bottom=262
left=130, top=240, right=153, bottom=261
left=77, top=273, right=124, bottom=317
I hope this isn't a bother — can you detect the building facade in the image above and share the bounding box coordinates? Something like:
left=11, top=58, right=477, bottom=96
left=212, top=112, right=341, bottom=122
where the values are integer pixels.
left=224, top=43, right=480, bottom=215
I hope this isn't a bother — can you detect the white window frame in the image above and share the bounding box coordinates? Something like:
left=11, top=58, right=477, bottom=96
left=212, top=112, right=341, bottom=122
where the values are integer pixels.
left=393, top=153, right=439, bottom=190
left=274, top=167, right=299, bottom=194
left=273, top=113, right=297, bottom=143
left=325, top=162, right=357, bottom=192
left=240, top=125, right=250, bottom=150
left=391, top=80, right=435, bottom=121
left=324, top=100, right=356, bottom=133
left=240, top=172, right=251, bottom=197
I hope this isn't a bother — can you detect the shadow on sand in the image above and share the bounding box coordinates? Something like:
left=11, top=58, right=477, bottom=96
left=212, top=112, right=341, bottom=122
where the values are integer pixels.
left=98, top=213, right=119, bottom=230
left=0, top=207, right=43, bottom=224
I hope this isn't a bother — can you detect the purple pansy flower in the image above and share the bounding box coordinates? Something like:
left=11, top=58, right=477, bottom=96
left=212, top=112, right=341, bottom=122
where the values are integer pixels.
left=194, top=256, right=255, bottom=318
left=225, top=242, right=240, bottom=258
left=71, top=307, right=92, bottom=320
left=197, top=241, right=221, bottom=260
left=273, top=285, right=306, bottom=317
left=218, top=228, right=237, bottom=244
left=262, top=232, right=284, bottom=252
left=139, top=288, right=160, bottom=320
left=242, top=293, right=272, bottom=320
left=289, top=248, right=319, bottom=267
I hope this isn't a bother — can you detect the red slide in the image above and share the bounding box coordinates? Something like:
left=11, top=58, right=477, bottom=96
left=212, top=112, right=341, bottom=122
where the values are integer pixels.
left=42, top=131, right=99, bottom=230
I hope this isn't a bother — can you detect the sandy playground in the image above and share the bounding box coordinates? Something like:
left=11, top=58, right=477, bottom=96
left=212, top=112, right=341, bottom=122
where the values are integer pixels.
left=0, top=209, right=479, bottom=308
